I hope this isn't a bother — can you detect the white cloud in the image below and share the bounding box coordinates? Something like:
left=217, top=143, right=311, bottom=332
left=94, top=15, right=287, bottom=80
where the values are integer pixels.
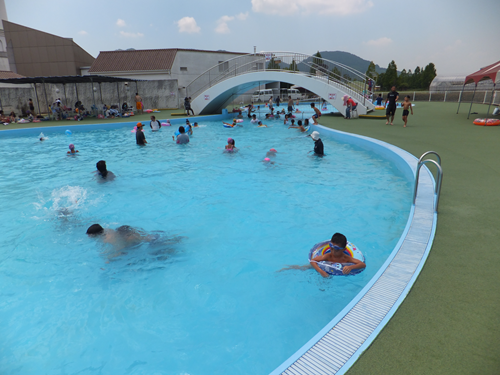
left=364, top=37, right=393, bottom=47
left=251, top=0, right=373, bottom=16
left=177, top=17, right=201, bottom=34
left=215, top=15, right=234, bottom=34
left=116, top=19, right=126, bottom=27
left=78, top=30, right=88, bottom=35
left=215, top=12, right=249, bottom=34
left=236, top=12, right=249, bottom=20
left=119, top=31, right=144, bottom=38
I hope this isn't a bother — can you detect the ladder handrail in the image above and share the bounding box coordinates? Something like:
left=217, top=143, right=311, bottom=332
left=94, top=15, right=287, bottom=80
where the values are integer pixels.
left=413, top=152, right=443, bottom=213
left=418, top=151, right=441, bottom=166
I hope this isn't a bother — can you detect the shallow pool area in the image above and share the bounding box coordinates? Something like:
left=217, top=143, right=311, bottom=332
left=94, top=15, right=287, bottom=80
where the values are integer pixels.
left=0, top=118, right=412, bottom=374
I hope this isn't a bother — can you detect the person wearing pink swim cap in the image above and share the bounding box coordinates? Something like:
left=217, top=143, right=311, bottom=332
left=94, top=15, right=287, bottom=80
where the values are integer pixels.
left=266, top=148, right=277, bottom=157
left=67, top=143, right=79, bottom=155
left=225, top=138, right=236, bottom=151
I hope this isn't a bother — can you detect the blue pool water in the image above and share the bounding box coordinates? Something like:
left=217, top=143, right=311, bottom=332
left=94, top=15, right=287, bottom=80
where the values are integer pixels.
left=0, top=118, right=411, bottom=374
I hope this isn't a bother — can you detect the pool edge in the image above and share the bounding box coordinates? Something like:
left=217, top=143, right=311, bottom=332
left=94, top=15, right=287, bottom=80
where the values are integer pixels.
left=269, top=124, right=437, bottom=375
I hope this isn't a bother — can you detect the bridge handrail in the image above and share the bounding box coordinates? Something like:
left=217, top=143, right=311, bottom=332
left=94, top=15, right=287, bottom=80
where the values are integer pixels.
left=185, top=51, right=375, bottom=106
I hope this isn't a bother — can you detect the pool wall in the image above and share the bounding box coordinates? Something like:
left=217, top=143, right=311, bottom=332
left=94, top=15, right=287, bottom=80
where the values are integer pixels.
left=0, top=112, right=235, bottom=138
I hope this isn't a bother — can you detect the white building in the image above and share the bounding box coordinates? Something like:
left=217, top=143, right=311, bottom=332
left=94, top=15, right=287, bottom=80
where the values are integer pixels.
left=0, top=0, right=10, bottom=71
left=87, top=48, right=248, bottom=96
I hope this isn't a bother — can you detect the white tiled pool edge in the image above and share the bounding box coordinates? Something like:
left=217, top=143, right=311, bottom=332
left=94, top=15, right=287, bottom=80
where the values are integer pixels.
left=270, top=125, right=437, bottom=375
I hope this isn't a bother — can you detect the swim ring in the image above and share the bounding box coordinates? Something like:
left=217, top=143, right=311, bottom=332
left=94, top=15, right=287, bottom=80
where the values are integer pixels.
left=308, top=240, right=365, bottom=276
left=473, top=118, right=500, bottom=126
left=235, top=119, right=243, bottom=123
left=223, top=123, right=235, bottom=128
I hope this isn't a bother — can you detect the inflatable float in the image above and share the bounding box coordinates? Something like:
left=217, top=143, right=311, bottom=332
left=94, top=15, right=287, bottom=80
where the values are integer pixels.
left=473, top=118, right=500, bottom=126
left=308, top=240, right=365, bottom=276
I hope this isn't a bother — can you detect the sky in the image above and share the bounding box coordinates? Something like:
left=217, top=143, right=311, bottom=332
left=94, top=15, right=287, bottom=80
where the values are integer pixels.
left=5, top=0, right=500, bottom=76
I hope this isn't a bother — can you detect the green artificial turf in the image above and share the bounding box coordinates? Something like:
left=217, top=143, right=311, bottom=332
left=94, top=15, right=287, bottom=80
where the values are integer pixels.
left=317, top=102, right=500, bottom=375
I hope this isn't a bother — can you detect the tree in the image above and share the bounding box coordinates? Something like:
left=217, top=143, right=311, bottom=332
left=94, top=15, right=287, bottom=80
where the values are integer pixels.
left=365, top=61, right=377, bottom=80
left=343, top=73, right=352, bottom=82
left=267, top=57, right=280, bottom=70
left=330, top=66, right=342, bottom=82
left=288, top=59, right=298, bottom=72
left=383, top=60, right=398, bottom=89
left=309, top=51, right=322, bottom=75
left=421, top=63, right=437, bottom=90
left=412, top=66, right=422, bottom=89
left=398, top=69, right=410, bottom=90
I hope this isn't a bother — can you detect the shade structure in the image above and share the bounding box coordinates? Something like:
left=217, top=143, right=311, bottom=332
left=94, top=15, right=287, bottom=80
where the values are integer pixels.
left=464, top=61, right=500, bottom=85
left=457, top=61, right=500, bottom=118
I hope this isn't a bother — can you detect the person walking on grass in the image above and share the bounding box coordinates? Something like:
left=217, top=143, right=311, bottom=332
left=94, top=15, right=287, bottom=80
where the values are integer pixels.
left=401, top=96, right=413, bottom=127
left=385, top=86, right=399, bottom=125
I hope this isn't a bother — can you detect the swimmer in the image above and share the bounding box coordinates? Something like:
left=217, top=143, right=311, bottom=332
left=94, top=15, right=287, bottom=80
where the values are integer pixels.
left=237, top=110, right=243, bottom=119
left=266, top=148, right=277, bottom=157
left=262, top=157, right=274, bottom=165
left=401, top=96, right=413, bottom=127
left=165, top=119, right=171, bottom=126
left=289, top=119, right=307, bottom=132
left=265, top=114, right=270, bottom=120
left=257, top=121, right=267, bottom=128
left=304, top=119, right=310, bottom=127
left=225, top=137, right=236, bottom=151
left=283, top=115, right=289, bottom=126
left=136, top=123, right=147, bottom=145
left=185, top=124, right=193, bottom=135
left=173, top=126, right=190, bottom=144
left=67, top=143, right=79, bottom=154
left=150, top=115, right=161, bottom=131
left=250, top=114, right=258, bottom=124
left=193, top=122, right=199, bottom=127
left=86, top=223, right=157, bottom=255
left=296, top=99, right=299, bottom=106
left=95, top=160, right=116, bottom=182
left=309, top=131, right=324, bottom=155
left=278, top=232, right=366, bottom=277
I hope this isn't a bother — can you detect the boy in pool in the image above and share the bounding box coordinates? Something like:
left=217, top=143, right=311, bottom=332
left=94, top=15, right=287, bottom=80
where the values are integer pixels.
left=310, top=233, right=366, bottom=277
left=250, top=114, right=258, bottom=124
left=401, top=96, right=413, bottom=127
left=310, top=103, right=321, bottom=125
left=279, top=233, right=366, bottom=277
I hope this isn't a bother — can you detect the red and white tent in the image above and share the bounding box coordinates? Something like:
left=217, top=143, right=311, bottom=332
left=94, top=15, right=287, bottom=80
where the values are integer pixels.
left=458, top=60, right=500, bottom=118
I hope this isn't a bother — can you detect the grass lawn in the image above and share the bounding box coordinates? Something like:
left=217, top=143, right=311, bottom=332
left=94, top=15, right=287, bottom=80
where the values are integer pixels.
left=318, top=102, right=500, bottom=375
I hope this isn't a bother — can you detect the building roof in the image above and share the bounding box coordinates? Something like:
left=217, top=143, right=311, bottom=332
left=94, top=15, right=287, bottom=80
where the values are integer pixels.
left=0, top=70, right=25, bottom=79
left=0, top=75, right=138, bottom=85
left=88, top=48, right=247, bottom=73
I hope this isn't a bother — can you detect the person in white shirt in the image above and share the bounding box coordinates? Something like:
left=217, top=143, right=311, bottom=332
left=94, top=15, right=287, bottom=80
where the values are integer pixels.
left=150, top=115, right=161, bottom=131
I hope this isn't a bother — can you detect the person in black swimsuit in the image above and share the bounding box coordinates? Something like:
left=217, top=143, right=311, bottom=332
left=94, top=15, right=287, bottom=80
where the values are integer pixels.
left=385, top=86, right=399, bottom=125
left=401, top=96, right=413, bottom=127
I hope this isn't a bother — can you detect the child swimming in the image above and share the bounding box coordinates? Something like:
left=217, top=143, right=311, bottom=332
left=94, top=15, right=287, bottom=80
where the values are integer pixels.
left=225, top=137, right=236, bottom=151
left=67, top=143, right=79, bottom=155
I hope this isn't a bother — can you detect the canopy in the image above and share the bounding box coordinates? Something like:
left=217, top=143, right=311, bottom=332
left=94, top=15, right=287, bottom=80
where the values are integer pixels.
left=464, top=60, right=500, bottom=85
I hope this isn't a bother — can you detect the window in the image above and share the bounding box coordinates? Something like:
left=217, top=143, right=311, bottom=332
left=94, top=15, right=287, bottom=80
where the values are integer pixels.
left=180, top=67, right=188, bottom=71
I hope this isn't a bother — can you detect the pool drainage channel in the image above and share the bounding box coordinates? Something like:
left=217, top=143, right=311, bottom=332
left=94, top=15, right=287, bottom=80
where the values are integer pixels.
left=270, top=125, right=438, bottom=375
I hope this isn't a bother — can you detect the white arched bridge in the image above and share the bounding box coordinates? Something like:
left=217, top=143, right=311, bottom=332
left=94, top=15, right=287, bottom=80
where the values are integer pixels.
left=186, top=52, right=376, bottom=116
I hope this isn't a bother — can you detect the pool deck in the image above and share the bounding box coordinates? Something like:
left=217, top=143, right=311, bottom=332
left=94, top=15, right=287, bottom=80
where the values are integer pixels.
left=271, top=126, right=438, bottom=375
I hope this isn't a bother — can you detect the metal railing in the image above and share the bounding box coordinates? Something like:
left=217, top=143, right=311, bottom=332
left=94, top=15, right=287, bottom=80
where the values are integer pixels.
left=413, top=151, right=443, bottom=213
left=185, top=52, right=375, bottom=106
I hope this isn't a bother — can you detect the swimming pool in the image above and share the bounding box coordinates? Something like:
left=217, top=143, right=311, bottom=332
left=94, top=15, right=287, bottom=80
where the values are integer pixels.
left=0, top=118, right=412, bottom=374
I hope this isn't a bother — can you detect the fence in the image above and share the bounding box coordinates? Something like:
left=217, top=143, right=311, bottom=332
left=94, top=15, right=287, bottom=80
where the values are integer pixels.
left=228, top=90, right=500, bottom=107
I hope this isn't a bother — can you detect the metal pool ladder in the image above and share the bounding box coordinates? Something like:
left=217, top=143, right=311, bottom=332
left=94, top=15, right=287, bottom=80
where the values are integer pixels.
left=413, top=151, right=443, bottom=212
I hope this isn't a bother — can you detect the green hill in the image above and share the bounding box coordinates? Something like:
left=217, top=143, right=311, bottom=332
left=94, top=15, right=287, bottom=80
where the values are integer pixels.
left=294, top=51, right=386, bottom=76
